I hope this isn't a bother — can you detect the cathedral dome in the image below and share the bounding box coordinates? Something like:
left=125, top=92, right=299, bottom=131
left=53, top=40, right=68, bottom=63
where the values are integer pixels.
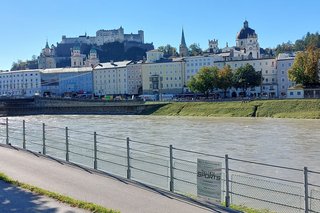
left=236, top=20, right=257, bottom=39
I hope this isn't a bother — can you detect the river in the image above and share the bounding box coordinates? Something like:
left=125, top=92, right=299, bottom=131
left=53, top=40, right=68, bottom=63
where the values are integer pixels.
left=2, top=115, right=320, bottom=212
left=5, top=115, right=319, bottom=169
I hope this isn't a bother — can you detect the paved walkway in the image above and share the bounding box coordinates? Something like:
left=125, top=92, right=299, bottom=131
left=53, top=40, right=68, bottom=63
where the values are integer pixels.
left=0, top=181, right=88, bottom=212
left=0, top=145, right=237, bottom=213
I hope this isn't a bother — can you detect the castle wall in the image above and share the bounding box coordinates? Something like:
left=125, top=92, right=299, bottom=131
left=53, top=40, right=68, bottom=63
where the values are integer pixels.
left=61, top=27, right=144, bottom=46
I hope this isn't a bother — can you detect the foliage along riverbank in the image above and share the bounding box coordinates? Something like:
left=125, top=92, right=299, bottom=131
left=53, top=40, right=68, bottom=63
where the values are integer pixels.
left=150, top=99, right=320, bottom=119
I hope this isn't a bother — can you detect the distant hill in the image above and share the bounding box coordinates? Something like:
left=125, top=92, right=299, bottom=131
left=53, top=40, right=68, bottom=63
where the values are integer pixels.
left=11, top=41, right=154, bottom=70
left=55, top=41, right=154, bottom=67
left=275, top=32, right=320, bottom=55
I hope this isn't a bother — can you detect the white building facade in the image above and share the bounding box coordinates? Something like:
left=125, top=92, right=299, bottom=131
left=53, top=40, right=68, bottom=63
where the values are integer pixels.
left=126, top=61, right=143, bottom=95
left=276, top=55, right=295, bottom=98
left=185, top=55, right=222, bottom=89
left=0, top=70, right=41, bottom=96
left=93, top=61, right=132, bottom=96
left=214, top=58, right=277, bottom=97
left=141, top=60, right=185, bottom=95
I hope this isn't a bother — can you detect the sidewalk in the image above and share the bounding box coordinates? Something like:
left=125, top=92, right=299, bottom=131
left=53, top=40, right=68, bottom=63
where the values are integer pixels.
left=0, top=181, right=88, bottom=212
left=0, top=145, right=237, bottom=213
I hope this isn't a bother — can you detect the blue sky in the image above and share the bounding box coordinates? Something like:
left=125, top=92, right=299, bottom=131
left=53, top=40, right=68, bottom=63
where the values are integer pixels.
left=0, top=0, right=319, bottom=70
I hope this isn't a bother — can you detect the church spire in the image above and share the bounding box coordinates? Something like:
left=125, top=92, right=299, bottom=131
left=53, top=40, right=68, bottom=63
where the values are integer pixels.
left=45, top=40, right=49, bottom=48
left=179, top=28, right=189, bottom=57
left=181, top=28, right=186, bottom=47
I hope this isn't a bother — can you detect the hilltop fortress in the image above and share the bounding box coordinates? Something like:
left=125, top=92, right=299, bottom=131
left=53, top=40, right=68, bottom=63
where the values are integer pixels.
left=38, top=27, right=153, bottom=69
left=61, top=26, right=144, bottom=45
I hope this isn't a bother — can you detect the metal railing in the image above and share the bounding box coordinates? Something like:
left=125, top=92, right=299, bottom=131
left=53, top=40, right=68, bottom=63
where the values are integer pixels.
left=1, top=117, right=319, bottom=213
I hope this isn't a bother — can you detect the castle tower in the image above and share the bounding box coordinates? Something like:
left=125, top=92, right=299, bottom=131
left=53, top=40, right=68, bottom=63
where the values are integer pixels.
left=71, top=46, right=85, bottom=67
left=138, top=30, right=144, bottom=43
left=179, top=28, right=189, bottom=57
left=43, top=40, right=51, bottom=56
left=208, top=39, right=219, bottom=53
left=236, top=20, right=260, bottom=59
left=85, top=48, right=100, bottom=67
left=38, top=41, right=56, bottom=69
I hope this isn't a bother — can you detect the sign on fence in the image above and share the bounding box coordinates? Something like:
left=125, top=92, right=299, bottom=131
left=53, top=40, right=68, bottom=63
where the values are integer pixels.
left=197, top=159, right=222, bottom=201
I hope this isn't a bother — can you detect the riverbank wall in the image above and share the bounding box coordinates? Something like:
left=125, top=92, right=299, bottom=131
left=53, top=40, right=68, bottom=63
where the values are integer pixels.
left=151, top=99, right=320, bottom=119
left=0, top=97, right=166, bottom=116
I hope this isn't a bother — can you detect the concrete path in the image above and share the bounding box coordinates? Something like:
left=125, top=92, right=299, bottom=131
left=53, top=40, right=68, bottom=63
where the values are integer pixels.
left=0, top=181, right=88, bottom=212
left=0, top=145, right=237, bottom=213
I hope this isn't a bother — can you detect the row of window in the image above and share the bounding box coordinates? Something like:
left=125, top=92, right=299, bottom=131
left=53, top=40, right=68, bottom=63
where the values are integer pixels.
left=149, top=83, right=182, bottom=89
left=0, top=84, right=39, bottom=89
left=0, top=73, right=39, bottom=78
left=187, top=62, right=211, bottom=67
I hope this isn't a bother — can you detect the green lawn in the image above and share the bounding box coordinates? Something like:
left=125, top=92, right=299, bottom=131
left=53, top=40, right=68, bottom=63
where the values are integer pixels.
left=151, top=99, right=320, bottom=119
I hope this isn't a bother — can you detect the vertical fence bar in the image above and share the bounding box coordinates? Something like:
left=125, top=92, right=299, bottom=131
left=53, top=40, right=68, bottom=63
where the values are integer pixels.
left=126, top=137, right=131, bottom=179
left=22, top=120, right=26, bottom=149
left=42, top=123, right=46, bottom=155
left=66, top=127, right=69, bottom=162
left=169, top=145, right=174, bottom=192
left=304, top=167, right=309, bottom=213
left=6, top=118, right=9, bottom=145
left=225, top=154, right=230, bottom=208
left=94, top=132, right=97, bottom=170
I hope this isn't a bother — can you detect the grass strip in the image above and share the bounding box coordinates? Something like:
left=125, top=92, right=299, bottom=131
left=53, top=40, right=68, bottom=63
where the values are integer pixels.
left=151, top=99, right=320, bottom=119
left=0, top=172, right=120, bottom=213
left=230, top=204, right=275, bottom=213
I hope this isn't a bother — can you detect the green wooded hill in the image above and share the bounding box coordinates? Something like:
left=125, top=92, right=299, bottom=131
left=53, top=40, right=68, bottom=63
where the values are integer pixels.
left=151, top=99, right=320, bottom=119
left=55, top=41, right=154, bottom=64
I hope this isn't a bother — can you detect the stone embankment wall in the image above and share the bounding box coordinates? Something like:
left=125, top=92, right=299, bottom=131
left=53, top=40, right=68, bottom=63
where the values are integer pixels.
left=0, top=97, right=165, bottom=116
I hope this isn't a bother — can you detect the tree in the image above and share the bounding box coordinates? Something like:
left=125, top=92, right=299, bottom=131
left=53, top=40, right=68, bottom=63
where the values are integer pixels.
left=288, top=45, right=320, bottom=87
left=157, top=44, right=177, bottom=58
left=233, top=64, right=261, bottom=96
left=275, top=41, right=295, bottom=55
left=187, top=66, right=218, bottom=97
left=217, top=65, right=234, bottom=98
left=11, top=59, right=28, bottom=71
left=189, top=43, right=203, bottom=56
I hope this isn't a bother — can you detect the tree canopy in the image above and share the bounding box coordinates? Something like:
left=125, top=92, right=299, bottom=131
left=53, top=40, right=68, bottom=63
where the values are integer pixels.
left=233, top=63, right=261, bottom=95
left=217, top=65, right=234, bottom=97
left=276, top=32, right=320, bottom=55
left=157, top=44, right=177, bottom=58
left=288, top=46, right=320, bottom=87
left=187, top=66, right=218, bottom=97
left=11, top=57, right=38, bottom=71
left=189, top=43, right=203, bottom=56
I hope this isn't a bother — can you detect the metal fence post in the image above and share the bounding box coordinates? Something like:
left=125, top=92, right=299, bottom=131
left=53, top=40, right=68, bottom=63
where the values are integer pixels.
left=6, top=118, right=9, bottom=145
left=66, top=127, right=69, bottom=162
left=94, top=132, right=97, bottom=170
left=225, top=154, right=230, bottom=208
left=42, top=123, right=46, bottom=155
left=22, top=120, right=26, bottom=149
left=126, top=137, right=131, bottom=179
left=304, top=167, right=309, bottom=213
left=169, top=145, right=174, bottom=192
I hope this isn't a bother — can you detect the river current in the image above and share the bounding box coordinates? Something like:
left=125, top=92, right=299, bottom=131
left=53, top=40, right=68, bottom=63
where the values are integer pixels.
left=5, top=115, right=320, bottom=171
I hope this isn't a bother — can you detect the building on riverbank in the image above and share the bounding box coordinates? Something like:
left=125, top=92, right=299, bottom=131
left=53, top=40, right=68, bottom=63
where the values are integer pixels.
left=141, top=52, right=185, bottom=95
left=0, top=69, right=41, bottom=96
left=214, top=58, right=278, bottom=98
left=40, top=67, right=93, bottom=97
left=276, top=53, right=295, bottom=98
left=93, top=60, right=142, bottom=97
